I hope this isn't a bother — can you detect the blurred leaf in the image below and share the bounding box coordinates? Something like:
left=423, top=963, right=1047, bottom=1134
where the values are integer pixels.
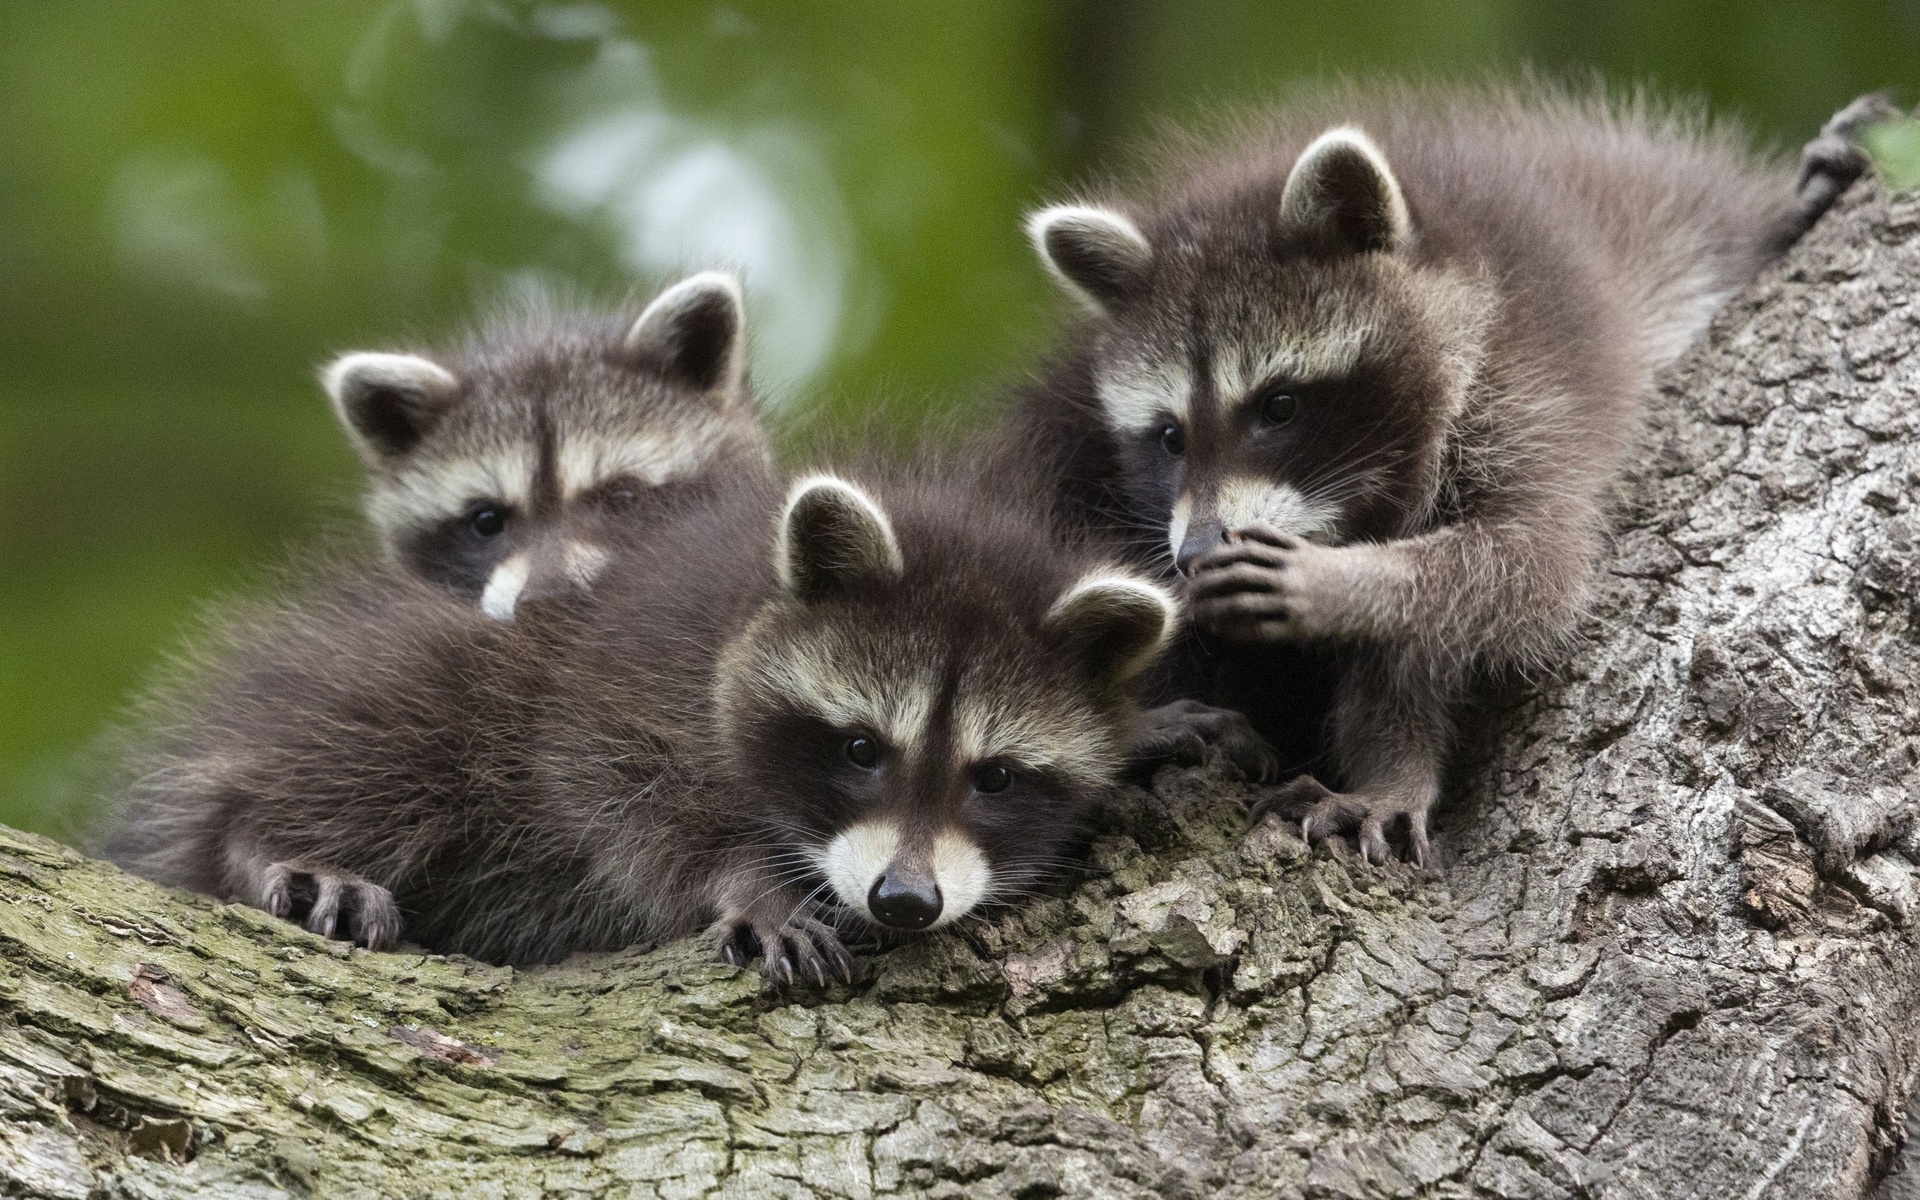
left=3, top=0, right=1919, bottom=838
left=1864, top=116, right=1920, bottom=194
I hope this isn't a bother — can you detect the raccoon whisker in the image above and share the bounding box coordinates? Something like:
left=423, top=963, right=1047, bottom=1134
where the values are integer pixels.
left=735, top=865, right=829, bottom=920
left=787, top=880, right=832, bottom=921
left=1283, top=439, right=1412, bottom=502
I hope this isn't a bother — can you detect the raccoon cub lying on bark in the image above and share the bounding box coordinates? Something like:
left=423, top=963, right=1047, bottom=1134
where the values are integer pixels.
left=1010, top=82, right=1890, bottom=863
left=323, top=272, right=769, bottom=619
left=106, top=466, right=1176, bottom=982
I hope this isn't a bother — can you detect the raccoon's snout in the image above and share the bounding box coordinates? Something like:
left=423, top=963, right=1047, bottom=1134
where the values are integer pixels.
left=1175, top=519, right=1227, bottom=575
left=868, top=869, right=942, bottom=931
left=480, top=540, right=611, bottom=621
left=820, top=821, right=992, bottom=932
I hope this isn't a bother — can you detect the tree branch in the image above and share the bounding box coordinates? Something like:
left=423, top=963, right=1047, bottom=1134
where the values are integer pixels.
left=3, top=180, right=1917, bottom=1199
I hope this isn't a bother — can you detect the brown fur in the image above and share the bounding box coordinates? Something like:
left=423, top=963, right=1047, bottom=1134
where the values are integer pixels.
left=996, top=78, right=1879, bottom=863
left=102, top=461, right=1175, bottom=980
left=324, top=273, right=770, bottom=617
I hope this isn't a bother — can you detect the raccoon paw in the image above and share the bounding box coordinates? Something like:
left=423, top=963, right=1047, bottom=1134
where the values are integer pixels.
left=1183, top=526, right=1346, bottom=641
left=1795, top=91, right=1901, bottom=228
left=712, top=910, right=853, bottom=988
left=260, top=862, right=402, bottom=950
left=1131, top=699, right=1282, bottom=782
left=1250, top=775, right=1431, bottom=867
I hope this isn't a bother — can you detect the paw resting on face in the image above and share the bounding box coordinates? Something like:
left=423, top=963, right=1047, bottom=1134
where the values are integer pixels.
left=711, top=899, right=853, bottom=988
left=260, top=861, right=402, bottom=949
left=1184, top=525, right=1353, bottom=641
left=1249, top=775, right=1432, bottom=866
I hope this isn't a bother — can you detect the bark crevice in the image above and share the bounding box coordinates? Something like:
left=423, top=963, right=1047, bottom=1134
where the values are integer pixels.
left=2, top=180, right=1918, bottom=1199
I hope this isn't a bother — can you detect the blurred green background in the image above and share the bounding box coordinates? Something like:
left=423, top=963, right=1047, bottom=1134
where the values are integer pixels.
left=2, top=0, right=1916, bottom=841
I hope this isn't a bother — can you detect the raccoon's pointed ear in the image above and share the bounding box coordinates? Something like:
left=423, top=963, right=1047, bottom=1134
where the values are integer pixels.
left=1044, top=571, right=1178, bottom=685
left=777, top=475, right=905, bottom=601
left=1026, top=204, right=1152, bottom=315
left=623, top=271, right=747, bottom=397
left=1280, top=127, right=1411, bottom=254
left=322, top=352, right=461, bottom=464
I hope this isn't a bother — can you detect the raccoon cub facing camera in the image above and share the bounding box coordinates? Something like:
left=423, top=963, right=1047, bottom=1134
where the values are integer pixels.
left=105, top=467, right=1177, bottom=982
left=323, top=271, right=770, bottom=619
left=1009, top=82, right=1889, bottom=864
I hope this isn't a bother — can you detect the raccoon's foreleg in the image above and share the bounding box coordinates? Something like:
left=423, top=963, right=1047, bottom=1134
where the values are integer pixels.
left=706, top=858, right=853, bottom=988
left=223, top=841, right=403, bottom=949
left=1248, top=648, right=1449, bottom=866
left=1182, top=527, right=1420, bottom=645
left=1184, top=516, right=1584, bottom=672
left=1129, top=698, right=1283, bottom=782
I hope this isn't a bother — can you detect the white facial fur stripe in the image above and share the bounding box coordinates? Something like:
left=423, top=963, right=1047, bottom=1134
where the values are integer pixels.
left=1096, top=360, right=1190, bottom=435
left=927, top=834, right=991, bottom=929
left=815, top=820, right=900, bottom=921
left=1212, top=476, right=1342, bottom=541
left=953, top=693, right=1113, bottom=789
left=756, top=642, right=936, bottom=754
left=1217, top=330, right=1372, bottom=405
left=563, top=540, right=610, bottom=588
left=481, top=554, right=530, bottom=621
left=367, top=454, right=535, bottom=539
left=557, top=425, right=733, bottom=498
left=1168, top=495, right=1191, bottom=565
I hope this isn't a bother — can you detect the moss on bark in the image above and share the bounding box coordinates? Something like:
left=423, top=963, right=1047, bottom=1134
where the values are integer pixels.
left=4, top=180, right=1919, bottom=1199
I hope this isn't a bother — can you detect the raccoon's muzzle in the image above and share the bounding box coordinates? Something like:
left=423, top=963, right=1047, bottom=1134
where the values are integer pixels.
left=868, top=866, right=942, bottom=930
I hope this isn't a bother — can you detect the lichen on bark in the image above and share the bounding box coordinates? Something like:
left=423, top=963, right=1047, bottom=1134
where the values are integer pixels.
left=3, top=180, right=1919, bottom=1200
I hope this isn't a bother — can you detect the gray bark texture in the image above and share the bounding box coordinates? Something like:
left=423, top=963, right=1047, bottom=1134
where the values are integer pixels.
left=3, top=179, right=1919, bottom=1200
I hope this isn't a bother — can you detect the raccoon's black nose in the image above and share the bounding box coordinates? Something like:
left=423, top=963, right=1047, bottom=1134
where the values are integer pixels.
left=868, top=872, right=943, bottom=931
left=1176, top=520, right=1227, bottom=574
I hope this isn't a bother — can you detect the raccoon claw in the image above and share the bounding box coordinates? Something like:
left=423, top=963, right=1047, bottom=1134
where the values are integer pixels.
left=1131, top=699, right=1281, bottom=782
left=260, top=862, right=401, bottom=950
left=1253, top=776, right=1431, bottom=866
left=712, top=912, right=851, bottom=987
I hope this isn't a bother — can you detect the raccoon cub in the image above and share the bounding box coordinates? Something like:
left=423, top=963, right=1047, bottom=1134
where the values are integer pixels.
left=324, top=272, right=769, bottom=619
left=1009, top=82, right=1888, bottom=864
left=106, top=467, right=1176, bottom=981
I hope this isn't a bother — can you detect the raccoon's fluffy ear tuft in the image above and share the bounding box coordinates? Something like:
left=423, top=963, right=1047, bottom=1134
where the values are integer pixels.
left=1025, top=204, right=1152, bottom=315
left=1043, top=571, right=1178, bottom=684
left=322, top=352, right=461, bottom=464
left=623, top=271, right=747, bottom=396
left=1280, top=127, right=1411, bottom=254
left=777, top=475, right=905, bottom=601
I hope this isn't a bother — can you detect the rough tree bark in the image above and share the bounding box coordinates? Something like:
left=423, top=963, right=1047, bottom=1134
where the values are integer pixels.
left=3, top=179, right=1918, bottom=1200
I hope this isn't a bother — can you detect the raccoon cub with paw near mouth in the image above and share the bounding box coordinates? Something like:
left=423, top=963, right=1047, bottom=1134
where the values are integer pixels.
left=323, top=271, right=769, bottom=619
left=1010, top=81, right=1892, bottom=864
left=105, top=464, right=1177, bottom=983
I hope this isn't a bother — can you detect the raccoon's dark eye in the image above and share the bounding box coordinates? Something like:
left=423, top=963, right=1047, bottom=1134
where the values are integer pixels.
left=469, top=507, right=507, bottom=537
left=1159, top=422, right=1186, bottom=457
left=845, top=736, right=880, bottom=768
left=600, top=479, right=642, bottom=508
left=973, top=764, right=1013, bottom=794
left=1257, top=389, right=1300, bottom=426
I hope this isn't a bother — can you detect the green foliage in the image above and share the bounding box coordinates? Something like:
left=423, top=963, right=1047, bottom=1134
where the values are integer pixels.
left=1, top=0, right=1915, bottom=837
left=1866, top=116, right=1920, bottom=192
